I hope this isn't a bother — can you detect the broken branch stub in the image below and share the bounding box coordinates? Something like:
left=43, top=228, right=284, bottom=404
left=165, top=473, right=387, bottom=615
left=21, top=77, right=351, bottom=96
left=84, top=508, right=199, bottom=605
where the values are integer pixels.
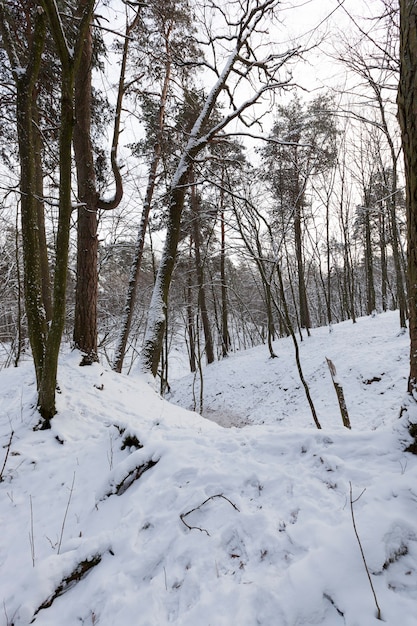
left=326, top=357, right=351, bottom=429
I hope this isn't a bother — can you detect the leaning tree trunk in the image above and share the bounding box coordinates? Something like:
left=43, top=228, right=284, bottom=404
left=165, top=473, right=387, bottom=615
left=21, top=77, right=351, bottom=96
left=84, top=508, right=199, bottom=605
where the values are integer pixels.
left=141, top=170, right=192, bottom=376
left=112, top=144, right=161, bottom=373
left=112, top=9, right=167, bottom=374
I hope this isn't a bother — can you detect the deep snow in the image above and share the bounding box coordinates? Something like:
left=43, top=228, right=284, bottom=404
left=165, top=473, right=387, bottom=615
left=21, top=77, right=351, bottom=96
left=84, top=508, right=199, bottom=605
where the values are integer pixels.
left=1, top=311, right=417, bottom=625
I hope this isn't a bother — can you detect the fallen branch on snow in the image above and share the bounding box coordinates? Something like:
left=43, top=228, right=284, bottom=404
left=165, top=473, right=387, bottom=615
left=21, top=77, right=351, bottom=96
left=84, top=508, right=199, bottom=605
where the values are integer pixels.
left=0, top=429, right=14, bottom=482
left=180, top=494, right=240, bottom=536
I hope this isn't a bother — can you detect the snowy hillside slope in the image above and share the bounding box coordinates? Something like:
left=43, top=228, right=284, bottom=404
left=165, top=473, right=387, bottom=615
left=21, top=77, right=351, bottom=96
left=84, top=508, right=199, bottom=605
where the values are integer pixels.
left=1, top=311, right=417, bottom=626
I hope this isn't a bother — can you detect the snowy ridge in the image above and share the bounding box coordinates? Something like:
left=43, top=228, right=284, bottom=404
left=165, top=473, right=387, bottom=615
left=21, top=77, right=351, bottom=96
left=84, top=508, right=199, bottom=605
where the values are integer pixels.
left=1, top=312, right=417, bottom=625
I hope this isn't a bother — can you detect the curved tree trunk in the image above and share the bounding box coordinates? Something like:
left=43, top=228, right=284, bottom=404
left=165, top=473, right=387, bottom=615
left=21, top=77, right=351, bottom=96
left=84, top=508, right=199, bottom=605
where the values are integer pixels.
left=73, top=0, right=125, bottom=365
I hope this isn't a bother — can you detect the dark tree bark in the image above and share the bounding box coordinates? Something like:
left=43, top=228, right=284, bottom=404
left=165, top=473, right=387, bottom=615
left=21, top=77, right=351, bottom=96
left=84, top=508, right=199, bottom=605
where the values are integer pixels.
left=190, top=174, right=215, bottom=365
left=37, top=65, right=75, bottom=421
left=33, top=99, right=53, bottom=322
left=73, top=14, right=99, bottom=363
left=294, top=194, right=311, bottom=330
left=398, top=0, right=417, bottom=398
left=220, top=201, right=230, bottom=357
left=36, top=0, right=96, bottom=423
left=142, top=166, right=193, bottom=376
left=363, top=204, right=376, bottom=315
left=0, top=3, right=48, bottom=388
left=73, top=0, right=124, bottom=365
left=186, top=241, right=197, bottom=373
left=378, top=210, right=388, bottom=312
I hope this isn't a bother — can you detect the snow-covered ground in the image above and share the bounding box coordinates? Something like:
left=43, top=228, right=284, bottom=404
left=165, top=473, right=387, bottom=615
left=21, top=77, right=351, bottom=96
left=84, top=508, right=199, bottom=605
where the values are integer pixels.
left=1, top=311, right=417, bottom=625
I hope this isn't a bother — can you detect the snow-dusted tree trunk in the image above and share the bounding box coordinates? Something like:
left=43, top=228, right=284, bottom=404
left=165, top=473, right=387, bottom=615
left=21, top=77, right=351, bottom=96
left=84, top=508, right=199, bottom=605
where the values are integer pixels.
left=112, top=29, right=169, bottom=374
left=141, top=0, right=297, bottom=376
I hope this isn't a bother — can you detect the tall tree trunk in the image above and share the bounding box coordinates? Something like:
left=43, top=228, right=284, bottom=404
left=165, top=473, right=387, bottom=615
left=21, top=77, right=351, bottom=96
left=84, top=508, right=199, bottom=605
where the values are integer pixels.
left=112, top=144, right=161, bottom=372
left=379, top=210, right=388, bottom=312
left=294, top=198, right=310, bottom=330
left=398, top=0, right=417, bottom=397
left=36, top=0, right=96, bottom=423
left=325, top=196, right=332, bottom=324
left=17, top=82, right=48, bottom=389
left=190, top=177, right=215, bottom=365
left=73, top=12, right=99, bottom=363
left=364, top=206, right=376, bottom=315
left=386, top=164, right=407, bottom=328
left=73, top=0, right=124, bottom=365
left=33, top=98, right=53, bottom=322
left=186, top=240, right=197, bottom=373
left=1, top=6, right=49, bottom=389
left=141, top=170, right=192, bottom=376
left=140, top=0, right=294, bottom=375
left=220, top=204, right=230, bottom=357
left=38, top=67, right=75, bottom=420
left=112, top=14, right=168, bottom=373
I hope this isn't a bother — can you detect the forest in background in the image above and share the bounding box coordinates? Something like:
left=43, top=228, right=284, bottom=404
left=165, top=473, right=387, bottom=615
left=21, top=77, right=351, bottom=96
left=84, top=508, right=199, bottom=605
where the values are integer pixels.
left=0, top=0, right=410, bottom=422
